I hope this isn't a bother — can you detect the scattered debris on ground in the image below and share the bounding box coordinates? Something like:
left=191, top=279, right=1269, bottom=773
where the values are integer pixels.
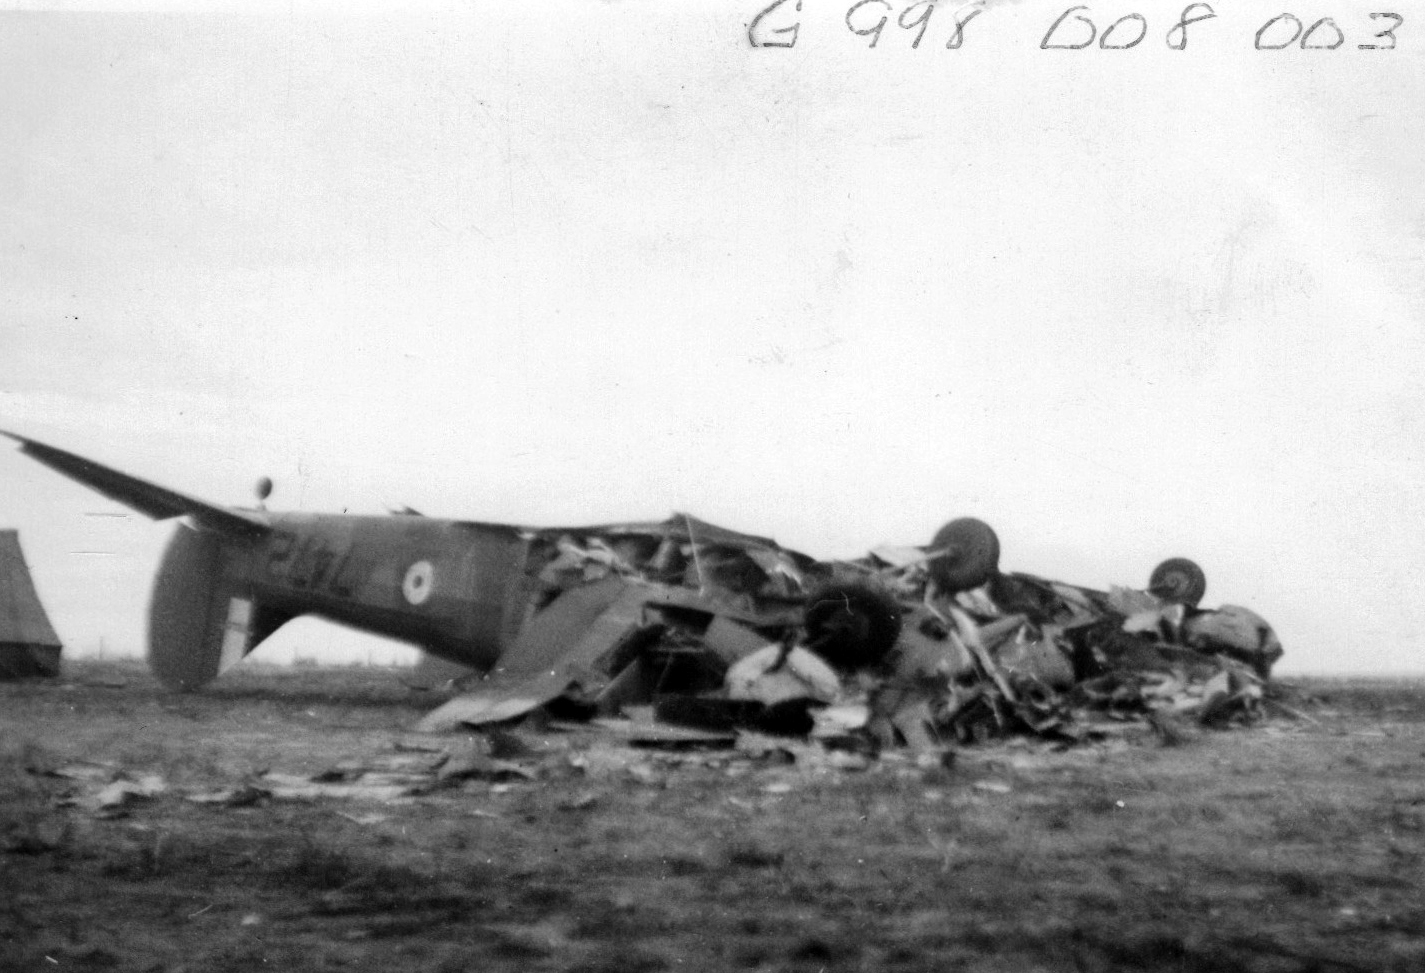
left=4, top=664, right=1421, bottom=973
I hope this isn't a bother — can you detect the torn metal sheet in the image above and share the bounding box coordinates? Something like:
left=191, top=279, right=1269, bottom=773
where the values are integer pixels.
left=403, top=652, right=480, bottom=690
left=1195, top=667, right=1265, bottom=727
left=436, top=752, right=539, bottom=782
left=993, top=626, right=1075, bottom=690
left=417, top=581, right=653, bottom=732
left=1105, top=586, right=1163, bottom=617
left=1122, top=602, right=1187, bottom=641
left=726, top=645, right=840, bottom=706
left=889, top=608, right=975, bottom=681
left=90, top=775, right=167, bottom=812
left=975, top=614, right=1031, bottom=653
left=185, top=785, right=266, bottom=807
left=867, top=545, right=932, bottom=569
left=1183, top=605, right=1284, bottom=677
left=416, top=676, right=576, bottom=732
left=650, top=695, right=823, bottom=736
left=46, top=762, right=119, bottom=784
left=315, top=753, right=449, bottom=779
left=489, top=577, right=634, bottom=679
left=642, top=584, right=803, bottom=628
left=257, top=772, right=421, bottom=802
left=588, top=716, right=737, bottom=746
left=564, top=512, right=784, bottom=551
left=811, top=703, right=870, bottom=736
left=594, top=658, right=655, bottom=715
left=700, top=615, right=772, bottom=668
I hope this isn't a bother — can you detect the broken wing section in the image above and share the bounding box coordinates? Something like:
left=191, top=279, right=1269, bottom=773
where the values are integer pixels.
left=1, top=430, right=268, bottom=537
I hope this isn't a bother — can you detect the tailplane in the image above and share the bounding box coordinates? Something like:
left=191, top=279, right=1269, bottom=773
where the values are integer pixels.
left=1, top=431, right=268, bottom=537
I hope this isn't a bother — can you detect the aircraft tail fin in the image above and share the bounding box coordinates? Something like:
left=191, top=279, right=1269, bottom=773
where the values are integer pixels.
left=148, top=525, right=289, bottom=690
left=1, top=430, right=269, bottom=537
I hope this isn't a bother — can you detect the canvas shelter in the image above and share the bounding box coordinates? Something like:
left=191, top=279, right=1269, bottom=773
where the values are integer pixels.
left=0, top=529, right=62, bottom=678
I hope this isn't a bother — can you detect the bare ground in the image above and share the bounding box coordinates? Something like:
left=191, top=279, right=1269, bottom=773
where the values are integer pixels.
left=2, top=660, right=1423, bottom=973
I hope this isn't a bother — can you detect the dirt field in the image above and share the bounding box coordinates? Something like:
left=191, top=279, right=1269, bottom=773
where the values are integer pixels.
left=2, top=660, right=1423, bottom=973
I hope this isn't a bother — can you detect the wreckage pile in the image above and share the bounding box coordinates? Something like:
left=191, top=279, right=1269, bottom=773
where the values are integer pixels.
left=422, top=516, right=1284, bottom=751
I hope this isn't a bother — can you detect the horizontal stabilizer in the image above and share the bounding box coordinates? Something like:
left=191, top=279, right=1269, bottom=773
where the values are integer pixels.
left=1, top=430, right=268, bottom=537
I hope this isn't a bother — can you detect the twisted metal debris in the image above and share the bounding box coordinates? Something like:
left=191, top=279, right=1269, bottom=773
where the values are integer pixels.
left=421, top=515, right=1283, bottom=750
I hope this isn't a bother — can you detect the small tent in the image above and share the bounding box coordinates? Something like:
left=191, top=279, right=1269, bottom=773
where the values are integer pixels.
left=0, top=530, right=62, bottom=678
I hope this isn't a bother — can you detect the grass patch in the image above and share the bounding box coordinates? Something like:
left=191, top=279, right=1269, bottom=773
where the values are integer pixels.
left=6, top=665, right=1425, bottom=972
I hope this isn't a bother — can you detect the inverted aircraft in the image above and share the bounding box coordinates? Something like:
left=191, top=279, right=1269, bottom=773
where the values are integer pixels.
left=2, top=430, right=1216, bottom=692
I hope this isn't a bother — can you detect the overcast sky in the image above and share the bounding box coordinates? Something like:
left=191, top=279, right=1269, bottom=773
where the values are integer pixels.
left=2, top=1, right=1422, bottom=673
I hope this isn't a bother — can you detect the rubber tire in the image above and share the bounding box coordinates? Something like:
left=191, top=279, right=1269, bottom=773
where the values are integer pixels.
left=928, top=517, right=1001, bottom=592
left=1148, top=557, right=1207, bottom=607
left=802, top=580, right=904, bottom=672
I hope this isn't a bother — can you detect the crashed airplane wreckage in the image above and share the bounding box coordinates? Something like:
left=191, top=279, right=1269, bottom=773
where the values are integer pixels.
left=413, top=519, right=1283, bottom=744
left=3, top=430, right=1282, bottom=746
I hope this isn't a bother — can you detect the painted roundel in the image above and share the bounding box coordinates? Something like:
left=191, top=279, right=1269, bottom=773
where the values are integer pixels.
left=402, top=560, right=435, bottom=605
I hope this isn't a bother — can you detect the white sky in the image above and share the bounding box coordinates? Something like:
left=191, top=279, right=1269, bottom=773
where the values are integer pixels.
left=2, top=1, right=1422, bottom=673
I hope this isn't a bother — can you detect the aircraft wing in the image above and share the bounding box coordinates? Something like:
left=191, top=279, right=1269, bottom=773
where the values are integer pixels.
left=1, top=430, right=270, bottom=537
